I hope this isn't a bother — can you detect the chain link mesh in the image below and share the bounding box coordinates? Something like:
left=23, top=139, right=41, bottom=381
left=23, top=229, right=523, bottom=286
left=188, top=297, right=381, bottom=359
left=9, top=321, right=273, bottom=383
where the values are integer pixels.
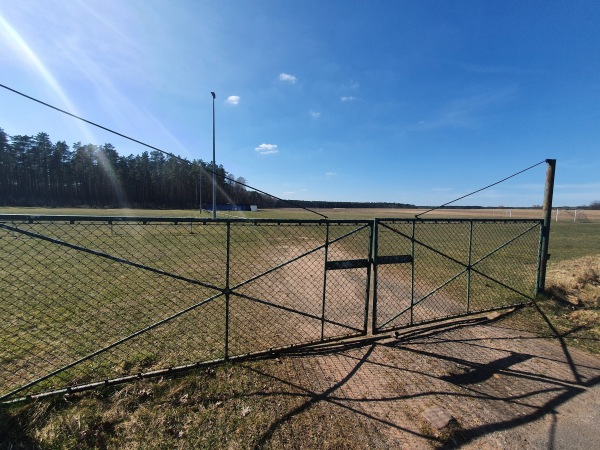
left=374, top=219, right=542, bottom=332
left=1, top=216, right=542, bottom=400
left=0, top=217, right=372, bottom=401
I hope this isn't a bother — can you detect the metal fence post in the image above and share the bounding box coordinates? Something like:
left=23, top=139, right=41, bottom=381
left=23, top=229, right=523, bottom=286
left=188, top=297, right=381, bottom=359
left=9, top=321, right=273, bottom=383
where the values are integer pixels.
left=466, top=220, right=473, bottom=313
left=538, top=159, right=556, bottom=293
left=320, top=223, right=330, bottom=341
left=224, top=221, right=231, bottom=359
left=364, top=220, right=374, bottom=334
left=410, top=220, right=416, bottom=325
left=371, top=219, right=379, bottom=333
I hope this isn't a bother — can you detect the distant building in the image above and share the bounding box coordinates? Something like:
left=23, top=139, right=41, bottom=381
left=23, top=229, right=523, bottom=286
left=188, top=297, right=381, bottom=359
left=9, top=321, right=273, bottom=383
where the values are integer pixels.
left=203, top=204, right=257, bottom=211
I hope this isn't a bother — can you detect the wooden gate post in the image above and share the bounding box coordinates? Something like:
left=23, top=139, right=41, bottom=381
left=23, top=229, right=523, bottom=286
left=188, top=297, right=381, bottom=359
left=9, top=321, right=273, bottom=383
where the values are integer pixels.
left=538, top=159, right=556, bottom=293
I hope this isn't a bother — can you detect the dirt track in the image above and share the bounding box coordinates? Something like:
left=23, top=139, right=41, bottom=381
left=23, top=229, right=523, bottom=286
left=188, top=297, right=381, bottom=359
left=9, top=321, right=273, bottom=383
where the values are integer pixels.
left=251, top=312, right=600, bottom=449
left=233, top=228, right=600, bottom=448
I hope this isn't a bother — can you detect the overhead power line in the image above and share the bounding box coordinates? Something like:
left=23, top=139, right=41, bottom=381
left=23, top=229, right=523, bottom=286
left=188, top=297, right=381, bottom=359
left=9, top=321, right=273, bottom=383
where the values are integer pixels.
left=0, top=82, right=327, bottom=218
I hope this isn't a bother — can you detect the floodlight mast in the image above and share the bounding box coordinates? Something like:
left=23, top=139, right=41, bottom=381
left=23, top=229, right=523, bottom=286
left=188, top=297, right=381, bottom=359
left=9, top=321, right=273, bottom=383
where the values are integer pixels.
left=211, top=92, right=216, bottom=219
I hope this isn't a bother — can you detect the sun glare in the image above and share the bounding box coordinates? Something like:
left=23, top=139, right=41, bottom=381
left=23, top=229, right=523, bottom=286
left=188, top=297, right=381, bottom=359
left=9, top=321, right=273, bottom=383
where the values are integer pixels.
left=0, top=11, right=131, bottom=209
left=0, top=13, right=80, bottom=128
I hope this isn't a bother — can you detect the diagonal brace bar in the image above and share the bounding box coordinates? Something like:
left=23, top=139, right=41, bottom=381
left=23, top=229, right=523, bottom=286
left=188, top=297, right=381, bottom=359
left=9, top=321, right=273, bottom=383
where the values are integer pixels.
left=0, top=223, right=222, bottom=292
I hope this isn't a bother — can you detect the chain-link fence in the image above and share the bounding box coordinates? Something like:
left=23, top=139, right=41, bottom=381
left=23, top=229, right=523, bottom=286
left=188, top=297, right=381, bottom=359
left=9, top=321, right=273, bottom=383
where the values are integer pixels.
left=373, top=219, right=543, bottom=332
left=0, top=215, right=542, bottom=402
left=0, top=216, right=372, bottom=401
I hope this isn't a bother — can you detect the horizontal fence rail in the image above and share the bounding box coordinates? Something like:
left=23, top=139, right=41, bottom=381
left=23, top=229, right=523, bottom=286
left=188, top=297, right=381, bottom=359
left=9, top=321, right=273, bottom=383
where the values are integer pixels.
left=0, top=215, right=542, bottom=402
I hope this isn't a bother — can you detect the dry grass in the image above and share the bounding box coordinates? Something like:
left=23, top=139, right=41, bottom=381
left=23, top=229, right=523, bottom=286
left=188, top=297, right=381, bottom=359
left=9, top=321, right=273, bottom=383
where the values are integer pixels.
left=3, top=206, right=600, bottom=222
left=0, top=359, right=390, bottom=449
left=546, top=256, right=600, bottom=308
left=544, top=256, right=600, bottom=347
left=498, top=255, right=600, bottom=354
left=271, top=207, right=600, bottom=221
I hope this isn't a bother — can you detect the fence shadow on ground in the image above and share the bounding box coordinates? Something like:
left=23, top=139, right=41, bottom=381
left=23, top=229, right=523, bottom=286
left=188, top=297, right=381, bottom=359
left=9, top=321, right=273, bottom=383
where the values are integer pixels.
left=2, top=308, right=599, bottom=448
left=238, top=308, right=600, bottom=448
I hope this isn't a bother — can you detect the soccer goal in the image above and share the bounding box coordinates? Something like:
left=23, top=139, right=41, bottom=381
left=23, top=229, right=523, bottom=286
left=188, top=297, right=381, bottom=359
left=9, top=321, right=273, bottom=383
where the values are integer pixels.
left=554, top=209, right=590, bottom=222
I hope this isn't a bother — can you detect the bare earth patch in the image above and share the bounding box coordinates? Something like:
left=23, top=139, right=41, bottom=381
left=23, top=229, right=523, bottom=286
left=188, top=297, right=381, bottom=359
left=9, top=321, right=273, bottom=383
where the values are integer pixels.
left=2, top=310, right=599, bottom=449
left=264, top=313, right=600, bottom=449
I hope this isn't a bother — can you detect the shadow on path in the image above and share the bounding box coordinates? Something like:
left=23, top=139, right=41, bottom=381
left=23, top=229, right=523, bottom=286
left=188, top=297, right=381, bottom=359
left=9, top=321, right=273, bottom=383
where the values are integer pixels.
left=245, top=309, right=600, bottom=448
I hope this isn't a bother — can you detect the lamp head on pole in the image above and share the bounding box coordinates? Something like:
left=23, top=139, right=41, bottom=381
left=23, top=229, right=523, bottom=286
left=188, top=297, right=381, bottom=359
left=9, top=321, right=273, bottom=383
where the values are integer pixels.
left=211, top=92, right=216, bottom=99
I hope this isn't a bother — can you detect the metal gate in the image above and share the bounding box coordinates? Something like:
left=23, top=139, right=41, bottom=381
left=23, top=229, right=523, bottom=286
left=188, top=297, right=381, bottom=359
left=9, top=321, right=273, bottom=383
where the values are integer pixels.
left=0, top=216, right=372, bottom=402
left=372, top=219, right=543, bottom=333
left=1, top=215, right=543, bottom=402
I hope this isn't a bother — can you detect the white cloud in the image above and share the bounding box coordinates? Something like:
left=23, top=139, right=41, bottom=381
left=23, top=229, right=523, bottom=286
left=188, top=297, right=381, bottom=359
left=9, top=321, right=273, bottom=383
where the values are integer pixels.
left=340, top=96, right=356, bottom=102
left=279, top=73, right=297, bottom=83
left=255, top=143, right=279, bottom=155
left=226, top=95, right=240, bottom=105
left=309, top=110, right=321, bottom=118
left=325, top=172, right=337, bottom=177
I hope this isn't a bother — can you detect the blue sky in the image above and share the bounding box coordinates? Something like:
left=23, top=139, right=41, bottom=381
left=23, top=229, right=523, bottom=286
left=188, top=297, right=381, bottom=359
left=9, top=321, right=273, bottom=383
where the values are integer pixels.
left=1, top=0, right=598, bottom=207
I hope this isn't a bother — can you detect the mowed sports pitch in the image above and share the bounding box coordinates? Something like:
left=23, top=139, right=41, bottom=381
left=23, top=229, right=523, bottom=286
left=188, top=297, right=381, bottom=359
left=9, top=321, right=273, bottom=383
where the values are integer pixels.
left=2, top=206, right=600, bottom=220
left=1, top=207, right=597, bottom=400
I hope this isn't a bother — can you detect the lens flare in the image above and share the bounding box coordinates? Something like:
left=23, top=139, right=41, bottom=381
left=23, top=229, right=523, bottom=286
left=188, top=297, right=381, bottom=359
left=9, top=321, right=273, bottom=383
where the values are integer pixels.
left=0, top=12, right=130, bottom=210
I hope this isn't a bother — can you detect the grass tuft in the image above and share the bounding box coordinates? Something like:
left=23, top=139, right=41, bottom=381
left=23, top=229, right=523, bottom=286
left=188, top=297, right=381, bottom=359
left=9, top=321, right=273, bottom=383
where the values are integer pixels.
left=500, top=255, right=600, bottom=354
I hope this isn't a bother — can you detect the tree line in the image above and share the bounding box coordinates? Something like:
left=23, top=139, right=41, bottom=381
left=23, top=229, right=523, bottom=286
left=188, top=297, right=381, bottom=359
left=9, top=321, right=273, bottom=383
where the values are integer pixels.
left=0, top=127, right=265, bottom=209
left=2, top=127, right=597, bottom=212
left=0, top=127, right=421, bottom=211
left=271, top=200, right=415, bottom=209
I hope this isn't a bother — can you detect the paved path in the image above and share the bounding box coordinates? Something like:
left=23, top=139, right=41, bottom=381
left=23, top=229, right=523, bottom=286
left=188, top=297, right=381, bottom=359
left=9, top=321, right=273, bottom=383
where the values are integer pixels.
left=255, top=315, right=600, bottom=448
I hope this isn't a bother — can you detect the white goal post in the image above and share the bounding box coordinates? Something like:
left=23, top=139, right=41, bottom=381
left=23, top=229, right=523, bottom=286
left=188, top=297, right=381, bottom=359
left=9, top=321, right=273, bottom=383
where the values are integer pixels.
left=554, top=208, right=581, bottom=222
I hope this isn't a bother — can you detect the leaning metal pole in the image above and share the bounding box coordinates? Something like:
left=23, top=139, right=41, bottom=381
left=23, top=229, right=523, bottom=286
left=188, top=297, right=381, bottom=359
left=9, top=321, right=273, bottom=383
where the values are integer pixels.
left=538, top=159, right=556, bottom=293
left=211, top=91, right=216, bottom=219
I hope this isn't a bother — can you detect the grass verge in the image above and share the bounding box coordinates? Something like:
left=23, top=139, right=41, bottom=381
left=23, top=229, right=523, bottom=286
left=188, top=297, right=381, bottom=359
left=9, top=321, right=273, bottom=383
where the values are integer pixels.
left=497, top=255, right=600, bottom=354
left=0, top=358, right=390, bottom=450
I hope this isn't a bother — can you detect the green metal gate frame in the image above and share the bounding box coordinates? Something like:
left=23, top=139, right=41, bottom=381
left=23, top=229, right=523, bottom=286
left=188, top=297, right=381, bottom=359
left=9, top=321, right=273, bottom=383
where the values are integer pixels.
left=1, top=215, right=544, bottom=402
left=0, top=216, right=373, bottom=402
left=372, top=218, right=543, bottom=333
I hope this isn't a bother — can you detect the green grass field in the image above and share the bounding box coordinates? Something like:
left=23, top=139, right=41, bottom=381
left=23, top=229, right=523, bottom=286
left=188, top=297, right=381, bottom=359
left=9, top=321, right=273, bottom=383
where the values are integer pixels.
left=548, top=221, right=600, bottom=261
left=2, top=205, right=598, bottom=261
left=1, top=207, right=598, bottom=449
left=0, top=209, right=561, bottom=401
left=0, top=215, right=376, bottom=401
